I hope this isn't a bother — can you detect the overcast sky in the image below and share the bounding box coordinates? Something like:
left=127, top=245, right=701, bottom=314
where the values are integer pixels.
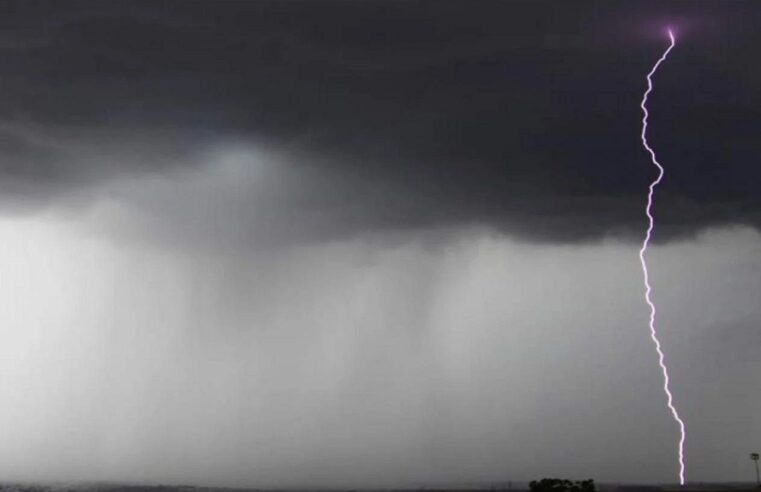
left=0, top=1, right=759, bottom=488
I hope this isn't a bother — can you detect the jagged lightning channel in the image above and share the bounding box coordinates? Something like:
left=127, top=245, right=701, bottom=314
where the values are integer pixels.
left=638, top=28, right=686, bottom=486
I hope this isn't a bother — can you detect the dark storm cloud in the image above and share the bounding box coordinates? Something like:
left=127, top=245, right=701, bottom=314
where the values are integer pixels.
left=1, top=0, right=760, bottom=242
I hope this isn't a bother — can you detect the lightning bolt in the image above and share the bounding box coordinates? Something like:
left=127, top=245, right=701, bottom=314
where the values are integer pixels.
left=639, top=28, right=686, bottom=485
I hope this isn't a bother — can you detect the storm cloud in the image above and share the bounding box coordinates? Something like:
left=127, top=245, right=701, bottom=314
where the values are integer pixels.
left=0, top=1, right=759, bottom=245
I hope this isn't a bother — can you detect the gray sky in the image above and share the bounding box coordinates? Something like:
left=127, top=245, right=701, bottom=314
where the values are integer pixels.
left=0, top=1, right=759, bottom=488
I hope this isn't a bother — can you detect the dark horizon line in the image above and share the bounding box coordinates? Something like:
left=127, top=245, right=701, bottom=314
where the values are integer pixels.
left=2, top=480, right=760, bottom=492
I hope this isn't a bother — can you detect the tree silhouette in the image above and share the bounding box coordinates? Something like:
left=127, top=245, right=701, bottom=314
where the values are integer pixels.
left=529, top=478, right=596, bottom=492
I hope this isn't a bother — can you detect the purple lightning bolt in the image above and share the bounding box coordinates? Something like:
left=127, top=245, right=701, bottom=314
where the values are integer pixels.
left=639, top=28, right=686, bottom=485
